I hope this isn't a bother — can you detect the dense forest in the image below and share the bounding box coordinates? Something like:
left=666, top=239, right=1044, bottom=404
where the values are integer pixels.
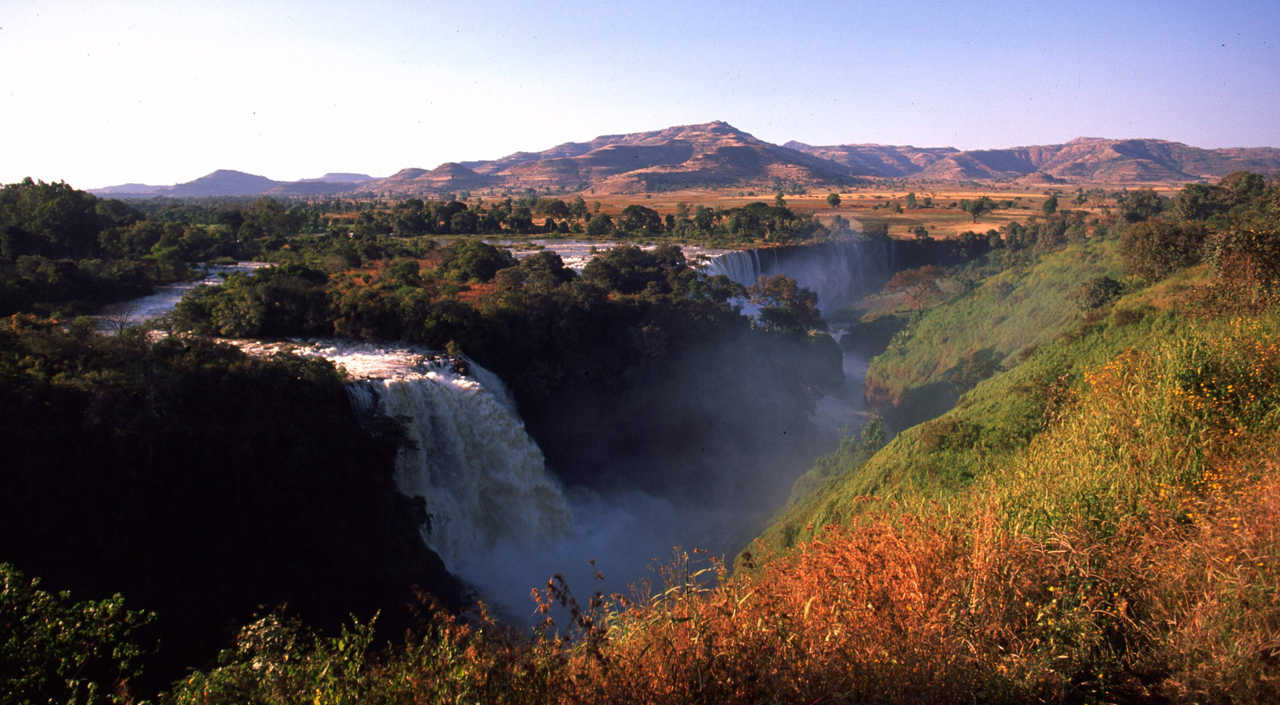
left=4, top=172, right=1279, bottom=703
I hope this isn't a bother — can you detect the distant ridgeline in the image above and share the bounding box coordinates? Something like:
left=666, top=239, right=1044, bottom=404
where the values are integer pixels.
left=91, top=122, right=1280, bottom=198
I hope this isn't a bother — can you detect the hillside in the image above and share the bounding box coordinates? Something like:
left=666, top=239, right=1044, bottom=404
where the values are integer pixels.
left=920, top=138, right=1280, bottom=181
left=783, top=141, right=960, bottom=177
left=365, top=121, right=859, bottom=195
left=865, top=236, right=1124, bottom=430
left=789, top=137, right=1280, bottom=182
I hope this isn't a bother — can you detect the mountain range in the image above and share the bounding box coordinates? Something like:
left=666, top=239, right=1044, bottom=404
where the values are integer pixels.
left=91, top=122, right=1280, bottom=198
left=91, top=171, right=374, bottom=198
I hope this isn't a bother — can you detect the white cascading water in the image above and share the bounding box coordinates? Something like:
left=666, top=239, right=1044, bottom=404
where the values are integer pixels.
left=226, top=340, right=707, bottom=618
left=703, top=238, right=893, bottom=315
left=235, top=341, right=573, bottom=580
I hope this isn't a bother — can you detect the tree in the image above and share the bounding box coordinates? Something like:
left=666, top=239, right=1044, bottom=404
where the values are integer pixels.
left=586, top=213, right=615, bottom=237
left=748, top=274, right=825, bottom=334
left=885, top=265, right=944, bottom=310
left=582, top=245, right=669, bottom=294
left=1119, top=220, right=1206, bottom=282
left=1207, top=226, right=1280, bottom=300
left=537, top=198, right=570, bottom=219
left=439, top=239, right=517, bottom=282
left=448, top=210, right=479, bottom=234
left=1042, top=194, right=1058, bottom=215
left=1074, top=276, right=1125, bottom=310
left=961, top=196, right=995, bottom=223
left=1120, top=189, right=1165, bottom=223
left=693, top=206, right=715, bottom=231
left=619, top=205, right=662, bottom=235
left=504, top=206, right=535, bottom=234
left=1219, top=171, right=1267, bottom=207
left=826, top=193, right=841, bottom=208
left=904, top=192, right=917, bottom=210
left=1172, top=183, right=1227, bottom=222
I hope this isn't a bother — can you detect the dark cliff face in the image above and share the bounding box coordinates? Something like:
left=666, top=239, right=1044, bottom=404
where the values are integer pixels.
left=0, top=327, right=463, bottom=691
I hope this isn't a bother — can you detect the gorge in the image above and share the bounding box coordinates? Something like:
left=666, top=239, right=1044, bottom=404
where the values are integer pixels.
left=220, top=236, right=943, bottom=615
left=81, top=235, right=967, bottom=618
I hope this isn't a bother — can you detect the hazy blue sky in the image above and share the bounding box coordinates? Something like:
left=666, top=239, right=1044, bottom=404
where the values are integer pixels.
left=3, top=0, right=1277, bottom=187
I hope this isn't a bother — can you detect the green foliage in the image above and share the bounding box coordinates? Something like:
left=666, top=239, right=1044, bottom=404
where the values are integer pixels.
left=1206, top=225, right=1280, bottom=299
left=1073, top=275, right=1125, bottom=310
left=166, top=611, right=379, bottom=705
left=0, top=179, right=138, bottom=260
left=1171, top=182, right=1229, bottom=222
left=1119, top=220, right=1207, bottom=282
left=173, top=264, right=331, bottom=337
left=438, top=239, right=517, bottom=283
left=747, top=273, right=825, bottom=335
left=884, top=265, right=943, bottom=310
left=960, top=196, right=995, bottom=222
left=762, top=294, right=1185, bottom=553
left=785, top=416, right=887, bottom=514
left=826, top=192, right=841, bottom=208
left=1, top=563, right=154, bottom=705
left=579, top=244, right=704, bottom=297
left=618, top=205, right=662, bottom=235
left=586, top=213, right=615, bottom=236
left=866, top=238, right=1124, bottom=429
left=0, top=180, right=173, bottom=315
left=1119, top=188, right=1166, bottom=223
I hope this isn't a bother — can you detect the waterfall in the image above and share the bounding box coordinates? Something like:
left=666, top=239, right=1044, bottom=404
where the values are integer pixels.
left=237, top=340, right=572, bottom=578
left=703, top=239, right=895, bottom=315
left=345, top=361, right=571, bottom=575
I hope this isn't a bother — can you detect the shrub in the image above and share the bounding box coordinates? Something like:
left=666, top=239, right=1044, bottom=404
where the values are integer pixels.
left=1, top=564, right=154, bottom=705
left=1074, top=276, right=1125, bottom=310
left=1207, top=226, right=1280, bottom=302
left=1119, top=220, right=1207, bottom=282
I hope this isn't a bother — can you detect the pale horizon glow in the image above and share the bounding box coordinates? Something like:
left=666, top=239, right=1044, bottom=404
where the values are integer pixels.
left=3, top=0, right=1278, bottom=189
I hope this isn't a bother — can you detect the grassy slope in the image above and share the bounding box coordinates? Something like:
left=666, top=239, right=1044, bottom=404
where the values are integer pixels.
left=864, top=238, right=1123, bottom=427
left=762, top=248, right=1193, bottom=552
left=771, top=240, right=1129, bottom=542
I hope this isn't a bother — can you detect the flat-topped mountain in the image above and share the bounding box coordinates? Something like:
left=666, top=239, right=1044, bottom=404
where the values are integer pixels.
left=91, top=124, right=1280, bottom=198
left=789, top=137, right=1280, bottom=183
left=169, top=169, right=280, bottom=197
left=782, top=142, right=961, bottom=177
